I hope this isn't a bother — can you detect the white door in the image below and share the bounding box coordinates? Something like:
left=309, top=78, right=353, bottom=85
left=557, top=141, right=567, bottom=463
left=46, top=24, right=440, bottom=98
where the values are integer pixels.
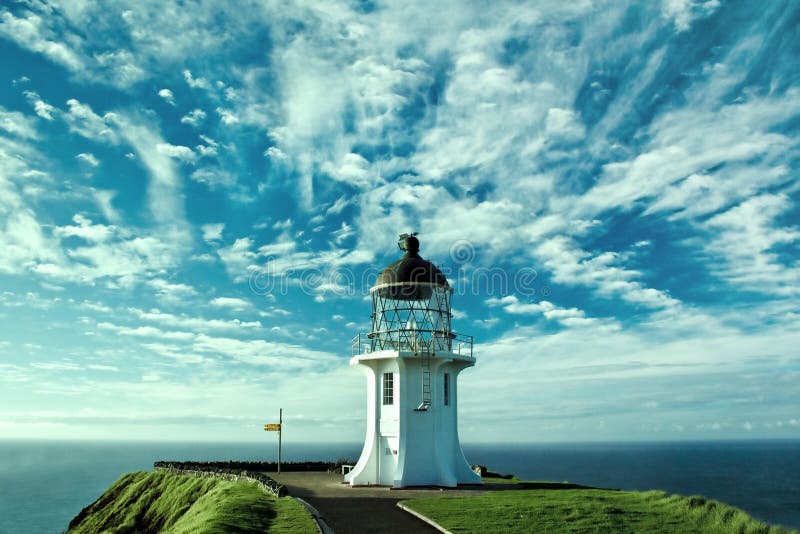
left=379, top=436, right=397, bottom=485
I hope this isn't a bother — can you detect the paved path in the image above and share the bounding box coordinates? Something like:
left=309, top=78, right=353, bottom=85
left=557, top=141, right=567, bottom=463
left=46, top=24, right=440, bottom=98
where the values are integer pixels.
left=268, top=472, right=485, bottom=533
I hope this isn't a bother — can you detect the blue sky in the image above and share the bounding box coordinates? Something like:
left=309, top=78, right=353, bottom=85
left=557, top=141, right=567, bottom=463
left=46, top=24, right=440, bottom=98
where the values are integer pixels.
left=0, top=1, right=798, bottom=443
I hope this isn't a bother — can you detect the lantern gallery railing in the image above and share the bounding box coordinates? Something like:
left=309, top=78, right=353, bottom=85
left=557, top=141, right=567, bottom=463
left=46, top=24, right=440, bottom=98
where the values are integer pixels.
left=351, top=330, right=474, bottom=358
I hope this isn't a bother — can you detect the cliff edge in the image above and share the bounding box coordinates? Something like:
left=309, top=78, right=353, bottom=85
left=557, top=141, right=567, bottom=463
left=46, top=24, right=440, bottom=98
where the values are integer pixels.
left=67, top=471, right=316, bottom=533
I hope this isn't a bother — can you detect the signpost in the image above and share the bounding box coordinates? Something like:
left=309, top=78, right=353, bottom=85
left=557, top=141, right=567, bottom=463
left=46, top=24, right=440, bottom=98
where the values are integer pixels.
left=264, top=408, right=282, bottom=473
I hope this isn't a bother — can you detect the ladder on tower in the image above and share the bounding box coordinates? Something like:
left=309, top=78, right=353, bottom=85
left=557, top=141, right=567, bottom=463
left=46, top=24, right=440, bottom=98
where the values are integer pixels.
left=416, top=351, right=432, bottom=411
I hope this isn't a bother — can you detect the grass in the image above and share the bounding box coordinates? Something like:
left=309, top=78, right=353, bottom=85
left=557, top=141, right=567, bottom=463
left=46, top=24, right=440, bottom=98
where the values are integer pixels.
left=404, top=481, right=798, bottom=534
left=67, top=471, right=316, bottom=533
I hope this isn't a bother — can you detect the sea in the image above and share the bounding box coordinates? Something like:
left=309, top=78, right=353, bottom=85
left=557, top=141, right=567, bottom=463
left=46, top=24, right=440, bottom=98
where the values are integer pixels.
left=0, top=439, right=798, bottom=533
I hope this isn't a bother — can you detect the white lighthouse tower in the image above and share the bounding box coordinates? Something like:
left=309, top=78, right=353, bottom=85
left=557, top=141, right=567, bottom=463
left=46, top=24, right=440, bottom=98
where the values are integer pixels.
left=345, top=233, right=481, bottom=488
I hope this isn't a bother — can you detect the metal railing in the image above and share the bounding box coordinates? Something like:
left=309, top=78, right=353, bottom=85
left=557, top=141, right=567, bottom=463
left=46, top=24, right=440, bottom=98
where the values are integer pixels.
left=351, top=330, right=473, bottom=358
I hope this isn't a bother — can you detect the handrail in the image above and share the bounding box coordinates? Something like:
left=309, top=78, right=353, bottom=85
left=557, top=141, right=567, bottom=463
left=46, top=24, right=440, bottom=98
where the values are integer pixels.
left=367, top=328, right=457, bottom=338
left=351, top=330, right=473, bottom=358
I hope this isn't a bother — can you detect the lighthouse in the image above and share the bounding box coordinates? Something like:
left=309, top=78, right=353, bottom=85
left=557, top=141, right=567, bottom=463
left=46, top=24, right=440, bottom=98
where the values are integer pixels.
left=345, top=233, right=481, bottom=487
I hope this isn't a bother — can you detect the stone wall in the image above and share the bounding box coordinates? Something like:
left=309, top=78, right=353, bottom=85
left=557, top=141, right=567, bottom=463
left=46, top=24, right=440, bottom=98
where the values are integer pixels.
left=153, top=462, right=288, bottom=497
left=154, top=460, right=334, bottom=472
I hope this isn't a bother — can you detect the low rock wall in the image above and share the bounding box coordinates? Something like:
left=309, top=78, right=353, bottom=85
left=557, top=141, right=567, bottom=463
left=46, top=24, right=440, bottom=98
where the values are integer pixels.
left=154, top=463, right=287, bottom=497
left=155, top=460, right=334, bottom=472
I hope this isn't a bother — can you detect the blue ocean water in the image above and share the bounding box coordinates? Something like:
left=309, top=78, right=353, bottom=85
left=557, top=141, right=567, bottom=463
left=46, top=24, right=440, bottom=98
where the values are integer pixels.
left=0, top=440, right=797, bottom=533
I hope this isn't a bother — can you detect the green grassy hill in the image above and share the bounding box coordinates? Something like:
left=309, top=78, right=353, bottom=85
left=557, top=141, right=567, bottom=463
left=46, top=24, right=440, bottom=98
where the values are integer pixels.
left=67, top=471, right=316, bottom=533
left=404, top=481, right=798, bottom=534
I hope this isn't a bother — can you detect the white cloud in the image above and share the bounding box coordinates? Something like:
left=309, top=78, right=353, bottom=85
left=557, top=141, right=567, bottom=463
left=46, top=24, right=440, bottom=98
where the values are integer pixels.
left=581, top=89, right=800, bottom=219
left=31, top=361, right=82, bottom=371
left=545, top=108, right=585, bottom=142
left=216, top=107, right=239, bottom=125
left=451, top=309, right=467, bottom=320
left=97, top=321, right=195, bottom=341
left=156, top=143, right=197, bottom=163
left=535, top=236, right=680, bottom=309
left=661, top=0, right=720, bottom=32
left=93, top=48, right=146, bottom=87
left=183, top=69, right=212, bottom=90
left=92, top=189, right=120, bottom=223
left=325, top=195, right=349, bottom=216
left=210, top=297, right=253, bottom=311
left=195, top=144, right=217, bottom=157
left=190, top=168, right=236, bottom=190
left=332, top=222, right=354, bottom=244
left=157, top=88, right=175, bottom=105
left=75, top=153, right=99, bottom=167
left=201, top=223, right=224, bottom=242
left=129, top=308, right=262, bottom=333
left=486, top=295, right=601, bottom=327
left=0, top=11, right=84, bottom=71
left=64, top=99, right=118, bottom=143
left=264, top=146, right=287, bottom=160
left=0, top=107, right=38, bottom=139
left=23, top=91, right=56, bottom=121
left=474, top=317, right=500, bottom=329
left=54, top=214, right=113, bottom=243
left=180, top=108, right=206, bottom=127
left=110, top=114, right=188, bottom=232
left=704, top=194, right=800, bottom=295
left=147, top=279, right=198, bottom=304
left=192, top=334, right=337, bottom=369
left=0, top=151, right=63, bottom=275
left=40, top=217, right=179, bottom=286
left=78, top=300, right=113, bottom=313
left=217, top=237, right=258, bottom=283
left=322, top=152, right=373, bottom=188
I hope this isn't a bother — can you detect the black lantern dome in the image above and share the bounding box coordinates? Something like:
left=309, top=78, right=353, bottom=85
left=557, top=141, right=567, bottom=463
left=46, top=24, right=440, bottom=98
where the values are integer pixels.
left=369, top=233, right=454, bottom=352
left=374, top=233, right=448, bottom=300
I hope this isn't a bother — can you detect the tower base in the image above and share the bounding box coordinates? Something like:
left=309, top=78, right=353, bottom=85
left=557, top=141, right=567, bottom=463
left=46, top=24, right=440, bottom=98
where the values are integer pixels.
left=344, top=349, right=481, bottom=488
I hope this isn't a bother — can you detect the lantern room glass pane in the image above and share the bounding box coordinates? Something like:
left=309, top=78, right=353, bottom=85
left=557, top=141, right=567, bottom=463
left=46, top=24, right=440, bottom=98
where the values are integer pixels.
left=369, top=284, right=453, bottom=352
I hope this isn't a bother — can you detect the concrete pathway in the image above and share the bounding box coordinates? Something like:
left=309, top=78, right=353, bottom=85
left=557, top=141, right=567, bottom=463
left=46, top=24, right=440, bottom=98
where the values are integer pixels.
left=267, top=472, right=484, bottom=533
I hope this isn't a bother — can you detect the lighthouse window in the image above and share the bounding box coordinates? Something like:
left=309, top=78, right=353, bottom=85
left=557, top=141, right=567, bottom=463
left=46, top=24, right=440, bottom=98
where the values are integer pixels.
left=444, top=373, right=450, bottom=406
left=382, top=372, right=394, bottom=405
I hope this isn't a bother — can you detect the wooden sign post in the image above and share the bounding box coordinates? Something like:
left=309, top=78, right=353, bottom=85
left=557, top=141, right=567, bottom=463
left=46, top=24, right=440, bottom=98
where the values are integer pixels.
left=264, top=408, right=283, bottom=473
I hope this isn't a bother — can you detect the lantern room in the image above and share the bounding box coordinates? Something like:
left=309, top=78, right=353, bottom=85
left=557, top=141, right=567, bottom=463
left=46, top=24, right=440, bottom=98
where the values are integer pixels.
left=369, top=233, right=454, bottom=353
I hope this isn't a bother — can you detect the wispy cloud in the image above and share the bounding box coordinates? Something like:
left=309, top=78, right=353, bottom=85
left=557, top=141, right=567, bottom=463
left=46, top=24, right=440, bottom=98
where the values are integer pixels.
left=209, top=296, right=253, bottom=311
left=0, top=107, right=38, bottom=139
left=180, top=108, right=206, bottom=127
left=75, top=152, right=99, bottom=167
left=0, top=10, right=84, bottom=71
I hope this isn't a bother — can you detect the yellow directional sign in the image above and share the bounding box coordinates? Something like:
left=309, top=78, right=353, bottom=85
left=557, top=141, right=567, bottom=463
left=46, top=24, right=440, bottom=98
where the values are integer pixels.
left=264, top=423, right=281, bottom=431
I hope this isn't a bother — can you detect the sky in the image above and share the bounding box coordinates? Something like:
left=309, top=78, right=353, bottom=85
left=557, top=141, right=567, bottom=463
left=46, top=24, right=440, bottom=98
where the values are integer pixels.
left=0, top=0, right=798, bottom=444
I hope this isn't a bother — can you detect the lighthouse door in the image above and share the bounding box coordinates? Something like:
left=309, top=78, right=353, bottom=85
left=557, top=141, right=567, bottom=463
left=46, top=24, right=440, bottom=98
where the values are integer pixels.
left=378, top=436, right=398, bottom=485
